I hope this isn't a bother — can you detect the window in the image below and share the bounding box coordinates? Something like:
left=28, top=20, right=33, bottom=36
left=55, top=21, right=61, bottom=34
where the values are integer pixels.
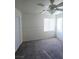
left=57, top=17, right=63, bottom=32
left=44, top=18, right=55, bottom=32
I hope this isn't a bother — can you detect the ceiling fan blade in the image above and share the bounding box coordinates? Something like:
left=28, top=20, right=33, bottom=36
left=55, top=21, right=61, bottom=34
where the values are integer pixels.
left=56, top=8, right=63, bottom=11
left=37, top=3, right=45, bottom=7
left=56, top=2, right=63, bottom=7
left=50, top=0, right=55, bottom=5
left=40, top=10, right=46, bottom=14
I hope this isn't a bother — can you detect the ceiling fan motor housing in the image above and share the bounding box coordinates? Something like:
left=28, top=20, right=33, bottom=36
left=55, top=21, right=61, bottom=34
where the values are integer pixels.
left=49, top=5, right=56, bottom=10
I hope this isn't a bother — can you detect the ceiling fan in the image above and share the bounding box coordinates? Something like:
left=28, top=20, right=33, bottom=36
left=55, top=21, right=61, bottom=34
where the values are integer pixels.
left=37, top=0, right=63, bottom=14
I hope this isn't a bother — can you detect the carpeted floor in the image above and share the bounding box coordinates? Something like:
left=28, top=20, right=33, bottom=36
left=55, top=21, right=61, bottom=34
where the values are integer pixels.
left=15, top=38, right=63, bottom=59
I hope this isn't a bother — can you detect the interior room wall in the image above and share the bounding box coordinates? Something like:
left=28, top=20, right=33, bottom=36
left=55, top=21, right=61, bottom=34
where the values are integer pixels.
left=22, top=13, right=56, bottom=41
left=56, top=13, right=63, bottom=40
left=15, top=8, right=23, bottom=52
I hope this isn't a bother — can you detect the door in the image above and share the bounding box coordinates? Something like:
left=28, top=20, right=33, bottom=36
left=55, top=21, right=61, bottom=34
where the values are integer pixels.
left=56, top=13, right=63, bottom=40
left=15, top=16, right=21, bottom=51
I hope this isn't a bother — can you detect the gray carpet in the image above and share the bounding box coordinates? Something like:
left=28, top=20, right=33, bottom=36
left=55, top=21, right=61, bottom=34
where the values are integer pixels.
left=15, top=38, right=63, bottom=59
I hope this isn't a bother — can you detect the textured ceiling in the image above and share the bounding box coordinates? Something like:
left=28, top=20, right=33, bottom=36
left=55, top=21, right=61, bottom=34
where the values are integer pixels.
left=15, top=0, right=63, bottom=14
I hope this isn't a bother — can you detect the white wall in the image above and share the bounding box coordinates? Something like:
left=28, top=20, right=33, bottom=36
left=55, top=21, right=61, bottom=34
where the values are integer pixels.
left=56, top=13, right=63, bottom=40
left=22, top=13, right=56, bottom=41
left=15, top=8, right=23, bottom=52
